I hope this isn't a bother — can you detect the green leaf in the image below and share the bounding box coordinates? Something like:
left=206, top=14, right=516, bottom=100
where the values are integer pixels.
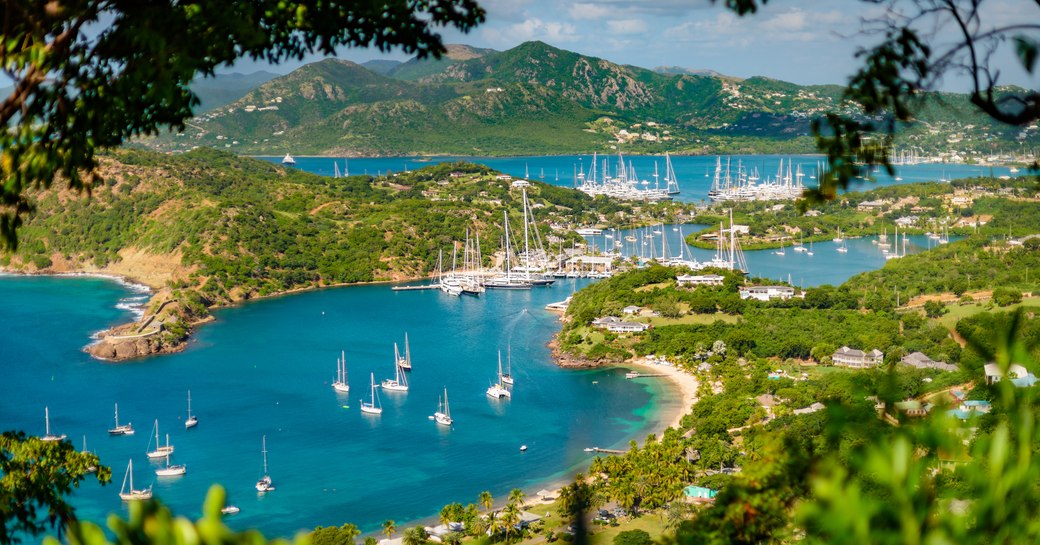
left=1014, top=36, right=1039, bottom=74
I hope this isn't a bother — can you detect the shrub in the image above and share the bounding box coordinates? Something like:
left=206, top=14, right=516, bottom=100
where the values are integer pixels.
left=613, top=529, right=652, bottom=545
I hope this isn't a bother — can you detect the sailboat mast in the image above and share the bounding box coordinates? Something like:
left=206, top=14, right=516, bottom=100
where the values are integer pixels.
left=522, top=188, right=531, bottom=281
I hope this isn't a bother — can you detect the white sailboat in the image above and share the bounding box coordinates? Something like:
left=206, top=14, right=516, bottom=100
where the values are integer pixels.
left=108, top=403, right=134, bottom=435
left=433, top=388, right=453, bottom=426
left=332, top=350, right=350, bottom=394
left=119, top=459, right=153, bottom=500
left=281, top=153, right=295, bottom=166
left=221, top=505, right=241, bottom=515
left=145, top=420, right=174, bottom=459
left=501, top=345, right=514, bottom=386
left=793, top=233, right=808, bottom=253
left=155, top=453, right=186, bottom=477
left=255, top=435, right=274, bottom=492
left=41, top=406, right=66, bottom=442
left=773, top=240, right=786, bottom=256
left=361, top=373, right=383, bottom=415
left=664, top=152, right=681, bottom=195
left=381, top=344, right=409, bottom=392
left=486, top=352, right=511, bottom=399
left=397, top=333, right=412, bottom=371
left=82, top=436, right=98, bottom=473
left=807, top=240, right=815, bottom=256
left=836, top=239, right=849, bottom=253
left=185, top=390, right=198, bottom=429
left=832, top=227, right=844, bottom=243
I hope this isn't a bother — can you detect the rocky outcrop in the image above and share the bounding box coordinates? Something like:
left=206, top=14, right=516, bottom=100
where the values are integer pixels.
left=548, top=338, right=603, bottom=369
left=85, top=289, right=193, bottom=362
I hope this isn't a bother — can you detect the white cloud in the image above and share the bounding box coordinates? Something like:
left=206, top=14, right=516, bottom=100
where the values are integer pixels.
left=481, top=17, right=581, bottom=47
left=568, top=3, right=613, bottom=20
left=606, top=19, right=649, bottom=35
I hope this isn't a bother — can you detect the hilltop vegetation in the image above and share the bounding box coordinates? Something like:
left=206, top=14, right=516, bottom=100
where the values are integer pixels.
left=146, top=42, right=1029, bottom=159
left=1, top=148, right=631, bottom=358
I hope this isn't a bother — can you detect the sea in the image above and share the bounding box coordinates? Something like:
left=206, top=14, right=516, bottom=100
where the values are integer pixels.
left=0, top=153, right=985, bottom=541
left=263, top=154, right=1012, bottom=203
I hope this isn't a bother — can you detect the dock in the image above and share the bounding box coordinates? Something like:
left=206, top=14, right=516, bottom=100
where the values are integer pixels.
left=625, top=372, right=667, bottom=379
left=583, top=447, right=626, bottom=455
left=391, top=284, right=440, bottom=291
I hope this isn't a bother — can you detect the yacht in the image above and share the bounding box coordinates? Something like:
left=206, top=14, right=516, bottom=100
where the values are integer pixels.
left=108, top=403, right=134, bottom=436
left=41, top=407, right=66, bottom=442
left=255, top=435, right=274, bottom=492
left=281, top=153, right=295, bottom=166
left=118, top=459, right=152, bottom=501
left=433, top=388, right=453, bottom=426
left=486, top=352, right=512, bottom=399
left=381, top=344, right=409, bottom=392
left=155, top=454, right=186, bottom=477
left=361, top=373, right=383, bottom=415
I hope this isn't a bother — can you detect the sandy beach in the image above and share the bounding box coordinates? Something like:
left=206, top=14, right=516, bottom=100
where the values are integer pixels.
left=620, top=357, right=700, bottom=433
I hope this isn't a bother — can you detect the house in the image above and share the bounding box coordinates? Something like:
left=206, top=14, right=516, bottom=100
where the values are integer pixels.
left=511, top=179, right=530, bottom=188
left=622, top=305, right=643, bottom=315
left=591, top=316, right=649, bottom=333
left=683, top=485, right=718, bottom=504
left=983, top=363, right=1036, bottom=385
left=894, top=215, right=919, bottom=227
left=832, top=346, right=884, bottom=368
left=900, top=352, right=958, bottom=372
left=677, top=274, right=724, bottom=287
left=793, top=402, right=826, bottom=415
left=739, top=285, right=796, bottom=301
left=894, top=399, right=934, bottom=417
left=857, top=199, right=889, bottom=211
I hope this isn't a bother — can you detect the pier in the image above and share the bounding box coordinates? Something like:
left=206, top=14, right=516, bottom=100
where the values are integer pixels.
left=390, top=284, right=440, bottom=291
left=583, top=447, right=626, bottom=455
left=625, top=372, right=667, bottom=379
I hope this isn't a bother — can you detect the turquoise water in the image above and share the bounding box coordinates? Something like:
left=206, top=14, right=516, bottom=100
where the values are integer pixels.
left=0, top=220, right=951, bottom=539
left=0, top=275, right=674, bottom=540
left=264, top=155, right=1011, bottom=203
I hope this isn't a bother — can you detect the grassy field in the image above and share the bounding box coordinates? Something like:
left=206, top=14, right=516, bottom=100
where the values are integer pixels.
left=644, top=313, right=740, bottom=327
left=935, top=296, right=1040, bottom=330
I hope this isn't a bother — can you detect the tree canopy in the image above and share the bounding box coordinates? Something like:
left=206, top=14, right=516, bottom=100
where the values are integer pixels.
left=0, top=0, right=485, bottom=249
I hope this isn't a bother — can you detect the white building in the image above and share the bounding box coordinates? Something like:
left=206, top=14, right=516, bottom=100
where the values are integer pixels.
left=591, top=316, right=649, bottom=333
left=832, top=346, right=884, bottom=368
left=739, top=285, right=795, bottom=301
left=677, top=274, right=724, bottom=287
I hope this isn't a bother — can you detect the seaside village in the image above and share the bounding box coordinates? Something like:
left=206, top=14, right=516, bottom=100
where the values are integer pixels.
left=7, top=2, right=1040, bottom=545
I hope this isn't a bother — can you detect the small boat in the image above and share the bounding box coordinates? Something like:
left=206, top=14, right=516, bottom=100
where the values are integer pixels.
left=332, top=350, right=350, bottom=394
left=118, top=459, right=152, bottom=501
left=255, top=435, right=275, bottom=492
left=145, top=421, right=174, bottom=459
left=41, top=407, right=66, bottom=442
left=836, top=240, right=849, bottom=253
left=486, top=352, right=511, bottom=399
left=433, top=388, right=453, bottom=426
left=807, top=240, right=814, bottom=256
left=155, top=454, right=186, bottom=477
left=221, top=505, right=241, bottom=515
left=361, top=373, right=383, bottom=415
left=281, top=153, right=295, bottom=166
left=184, top=390, right=198, bottom=429
left=519, top=445, right=528, bottom=452
left=381, top=344, right=409, bottom=392
left=833, top=228, right=844, bottom=244
left=773, top=240, right=786, bottom=256
left=82, top=436, right=97, bottom=473
left=108, top=403, right=135, bottom=436
left=397, top=333, right=412, bottom=371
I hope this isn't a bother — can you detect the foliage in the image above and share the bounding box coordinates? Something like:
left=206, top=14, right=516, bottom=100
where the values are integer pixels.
left=310, top=524, right=361, bottom=545
left=0, top=0, right=485, bottom=250
left=0, top=433, right=110, bottom=544
left=612, top=529, right=652, bottom=545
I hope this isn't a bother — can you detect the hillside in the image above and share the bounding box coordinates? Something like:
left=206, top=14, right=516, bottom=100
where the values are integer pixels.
left=1, top=148, right=621, bottom=359
left=146, top=41, right=1026, bottom=159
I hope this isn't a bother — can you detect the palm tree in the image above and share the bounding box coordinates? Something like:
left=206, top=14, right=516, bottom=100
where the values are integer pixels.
left=478, top=490, right=493, bottom=513
left=383, top=520, right=396, bottom=541
left=507, top=488, right=526, bottom=507
left=402, top=527, right=428, bottom=545
left=501, top=502, right=521, bottom=542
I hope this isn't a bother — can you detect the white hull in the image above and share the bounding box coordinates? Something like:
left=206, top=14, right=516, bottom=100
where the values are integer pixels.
left=256, top=477, right=275, bottom=492
left=221, top=506, right=241, bottom=515
left=360, top=404, right=383, bottom=415
left=486, top=385, right=511, bottom=399
left=332, top=382, right=350, bottom=394
left=147, top=446, right=174, bottom=459
left=381, top=381, right=408, bottom=392
left=434, top=413, right=453, bottom=426
left=156, top=464, right=187, bottom=477
left=184, top=416, right=198, bottom=429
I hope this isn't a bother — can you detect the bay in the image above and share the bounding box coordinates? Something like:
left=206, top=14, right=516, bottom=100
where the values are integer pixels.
left=0, top=275, right=672, bottom=540
left=263, top=154, right=1012, bottom=203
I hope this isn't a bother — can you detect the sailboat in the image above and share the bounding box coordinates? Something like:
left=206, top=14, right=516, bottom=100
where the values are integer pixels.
left=119, top=459, right=153, bottom=500
left=332, top=350, right=350, bottom=393
left=145, top=420, right=174, bottom=459
left=397, top=333, right=412, bottom=371
left=433, top=388, right=453, bottom=426
left=664, top=152, right=681, bottom=194
left=281, top=153, right=295, bottom=166
left=832, top=227, right=844, bottom=243
left=255, top=435, right=274, bottom=492
left=793, top=233, right=808, bottom=253
left=108, top=403, right=134, bottom=435
left=155, top=453, right=186, bottom=477
left=501, top=345, right=514, bottom=386
left=41, top=407, right=66, bottom=442
left=381, top=344, right=409, bottom=392
left=773, top=240, right=786, bottom=256
left=185, top=390, right=198, bottom=429
left=82, top=436, right=98, bottom=473
left=361, top=373, right=383, bottom=415
left=807, top=240, right=815, bottom=256
left=486, top=351, right=511, bottom=399
left=836, top=239, right=849, bottom=253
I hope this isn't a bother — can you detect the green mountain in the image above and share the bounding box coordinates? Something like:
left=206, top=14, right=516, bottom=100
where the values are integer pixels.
left=360, top=59, right=402, bottom=75
left=191, top=71, right=280, bottom=111
left=148, top=41, right=1017, bottom=157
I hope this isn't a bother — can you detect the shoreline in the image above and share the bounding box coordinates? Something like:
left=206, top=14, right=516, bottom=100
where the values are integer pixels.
left=618, top=357, right=699, bottom=434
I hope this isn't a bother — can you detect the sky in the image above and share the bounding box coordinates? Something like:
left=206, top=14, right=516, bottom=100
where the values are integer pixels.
left=231, top=0, right=1037, bottom=92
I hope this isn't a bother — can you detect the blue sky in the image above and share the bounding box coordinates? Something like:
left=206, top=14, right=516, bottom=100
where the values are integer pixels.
left=238, top=0, right=1036, bottom=91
